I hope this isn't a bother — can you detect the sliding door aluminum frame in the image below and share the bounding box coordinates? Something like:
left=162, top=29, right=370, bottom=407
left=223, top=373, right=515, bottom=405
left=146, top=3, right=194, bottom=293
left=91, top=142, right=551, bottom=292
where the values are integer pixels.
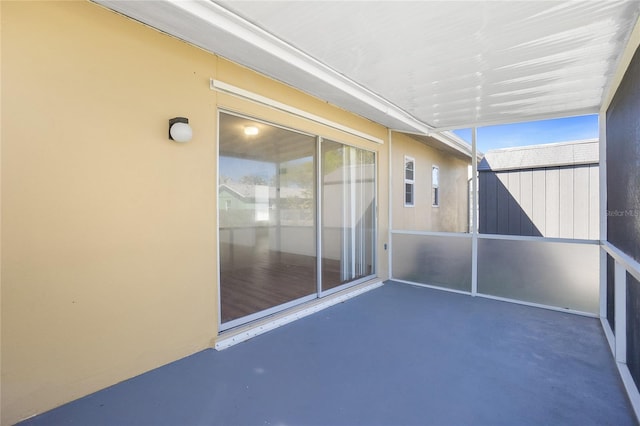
left=216, top=109, right=318, bottom=331
left=218, top=108, right=318, bottom=138
left=217, top=109, right=378, bottom=331
left=221, top=294, right=319, bottom=332
left=318, top=137, right=378, bottom=299
left=388, top=129, right=394, bottom=279
left=211, top=79, right=384, bottom=145
left=316, top=137, right=323, bottom=296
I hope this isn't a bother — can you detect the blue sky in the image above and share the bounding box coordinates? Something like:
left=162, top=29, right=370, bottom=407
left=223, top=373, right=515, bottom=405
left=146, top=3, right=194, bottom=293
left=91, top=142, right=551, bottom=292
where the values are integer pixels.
left=453, top=114, right=599, bottom=154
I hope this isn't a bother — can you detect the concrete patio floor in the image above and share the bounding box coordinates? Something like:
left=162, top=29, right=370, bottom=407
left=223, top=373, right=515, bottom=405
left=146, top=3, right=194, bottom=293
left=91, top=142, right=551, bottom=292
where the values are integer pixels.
left=19, top=281, right=636, bottom=426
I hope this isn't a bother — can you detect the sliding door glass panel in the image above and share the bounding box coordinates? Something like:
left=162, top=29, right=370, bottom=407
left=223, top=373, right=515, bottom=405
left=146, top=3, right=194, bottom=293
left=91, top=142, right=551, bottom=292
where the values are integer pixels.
left=392, top=233, right=472, bottom=292
left=477, top=238, right=599, bottom=313
left=219, top=112, right=316, bottom=324
left=322, top=140, right=375, bottom=291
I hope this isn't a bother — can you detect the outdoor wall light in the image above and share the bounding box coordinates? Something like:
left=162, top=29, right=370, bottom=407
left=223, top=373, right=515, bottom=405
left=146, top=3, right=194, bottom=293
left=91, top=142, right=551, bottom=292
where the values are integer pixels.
left=244, top=125, right=259, bottom=136
left=169, top=117, right=193, bottom=143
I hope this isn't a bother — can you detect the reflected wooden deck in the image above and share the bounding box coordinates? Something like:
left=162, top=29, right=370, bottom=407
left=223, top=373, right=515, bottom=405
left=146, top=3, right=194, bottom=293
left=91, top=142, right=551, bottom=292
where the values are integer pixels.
left=220, top=249, right=342, bottom=323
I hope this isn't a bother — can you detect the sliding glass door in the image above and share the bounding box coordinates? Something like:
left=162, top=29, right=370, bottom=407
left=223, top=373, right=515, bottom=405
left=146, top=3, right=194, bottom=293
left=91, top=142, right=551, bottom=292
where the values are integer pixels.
left=218, top=112, right=376, bottom=329
left=321, top=140, right=376, bottom=292
left=219, top=112, right=316, bottom=326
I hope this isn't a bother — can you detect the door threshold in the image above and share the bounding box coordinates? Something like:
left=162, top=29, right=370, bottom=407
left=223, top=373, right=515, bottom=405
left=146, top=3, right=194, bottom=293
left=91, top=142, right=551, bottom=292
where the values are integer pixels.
left=215, top=278, right=384, bottom=350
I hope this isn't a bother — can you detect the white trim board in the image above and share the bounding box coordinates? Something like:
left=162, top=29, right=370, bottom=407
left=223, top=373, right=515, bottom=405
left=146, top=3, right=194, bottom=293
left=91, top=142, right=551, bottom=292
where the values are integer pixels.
left=603, top=241, right=640, bottom=283
left=601, top=317, right=616, bottom=357
left=390, top=230, right=472, bottom=239
left=478, top=233, right=599, bottom=245
left=211, top=79, right=384, bottom=145
left=393, top=279, right=472, bottom=296
left=618, top=363, right=640, bottom=424
left=476, top=293, right=598, bottom=318
left=601, top=14, right=640, bottom=112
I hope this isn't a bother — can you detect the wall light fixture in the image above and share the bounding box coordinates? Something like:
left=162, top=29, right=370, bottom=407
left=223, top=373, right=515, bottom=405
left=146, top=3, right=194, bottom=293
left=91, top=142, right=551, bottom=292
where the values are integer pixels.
left=169, top=117, right=193, bottom=143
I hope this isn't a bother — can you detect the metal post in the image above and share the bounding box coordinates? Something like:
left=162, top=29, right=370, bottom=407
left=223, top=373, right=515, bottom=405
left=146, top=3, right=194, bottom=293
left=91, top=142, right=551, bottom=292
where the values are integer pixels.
left=471, top=127, right=479, bottom=296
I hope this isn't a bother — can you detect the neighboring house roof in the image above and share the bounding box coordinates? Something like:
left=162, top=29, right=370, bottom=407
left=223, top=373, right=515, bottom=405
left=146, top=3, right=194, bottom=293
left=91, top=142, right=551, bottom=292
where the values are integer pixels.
left=478, top=139, right=599, bottom=172
left=402, top=132, right=476, bottom=160
left=219, top=183, right=250, bottom=201
left=219, top=183, right=310, bottom=201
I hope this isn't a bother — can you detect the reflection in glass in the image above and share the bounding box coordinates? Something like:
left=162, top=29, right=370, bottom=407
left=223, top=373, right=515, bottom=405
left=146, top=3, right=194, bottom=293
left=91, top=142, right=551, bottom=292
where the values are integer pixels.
left=322, top=140, right=376, bottom=291
left=219, top=113, right=316, bottom=324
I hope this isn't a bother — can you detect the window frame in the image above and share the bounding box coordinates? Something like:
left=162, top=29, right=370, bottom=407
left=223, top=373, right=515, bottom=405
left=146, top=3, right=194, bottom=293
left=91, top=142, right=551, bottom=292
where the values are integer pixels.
left=432, top=165, right=440, bottom=207
left=404, top=156, right=415, bottom=207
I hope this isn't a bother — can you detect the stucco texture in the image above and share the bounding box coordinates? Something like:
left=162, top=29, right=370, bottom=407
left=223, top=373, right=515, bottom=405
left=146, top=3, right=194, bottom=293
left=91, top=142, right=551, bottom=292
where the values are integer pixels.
left=1, top=2, right=389, bottom=424
left=392, top=132, right=470, bottom=233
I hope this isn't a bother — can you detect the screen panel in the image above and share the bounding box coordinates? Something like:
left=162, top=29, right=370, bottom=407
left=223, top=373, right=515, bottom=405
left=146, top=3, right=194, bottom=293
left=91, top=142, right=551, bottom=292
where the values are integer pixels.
left=606, top=45, right=640, bottom=263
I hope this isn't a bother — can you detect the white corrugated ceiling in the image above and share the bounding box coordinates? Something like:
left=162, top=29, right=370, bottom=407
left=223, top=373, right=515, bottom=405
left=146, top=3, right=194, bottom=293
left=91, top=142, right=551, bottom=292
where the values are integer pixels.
left=94, top=0, right=640, bottom=133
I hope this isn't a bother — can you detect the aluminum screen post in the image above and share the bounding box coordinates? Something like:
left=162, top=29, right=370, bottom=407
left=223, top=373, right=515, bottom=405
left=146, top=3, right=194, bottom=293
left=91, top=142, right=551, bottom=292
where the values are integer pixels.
left=471, top=127, right=478, bottom=296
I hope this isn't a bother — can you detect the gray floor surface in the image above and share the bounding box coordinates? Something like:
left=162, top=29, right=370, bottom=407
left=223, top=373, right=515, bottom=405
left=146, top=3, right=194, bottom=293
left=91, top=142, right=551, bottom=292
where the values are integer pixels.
left=19, top=281, right=637, bottom=426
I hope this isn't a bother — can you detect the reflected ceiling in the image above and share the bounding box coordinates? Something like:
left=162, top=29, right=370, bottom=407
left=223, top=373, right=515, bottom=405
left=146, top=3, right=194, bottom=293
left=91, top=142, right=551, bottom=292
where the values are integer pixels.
left=95, top=0, right=640, bottom=132
left=219, top=112, right=315, bottom=163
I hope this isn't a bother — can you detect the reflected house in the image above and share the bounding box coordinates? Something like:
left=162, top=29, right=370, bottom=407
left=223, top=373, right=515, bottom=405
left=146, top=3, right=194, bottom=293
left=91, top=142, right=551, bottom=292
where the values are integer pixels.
left=218, top=182, right=313, bottom=279
left=322, top=159, right=376, bottom=283
left=218, top=183, right=268, bottom=225
left=219, top=182, right=312, bottom=227
left=479, top=139, right=600, bottom=239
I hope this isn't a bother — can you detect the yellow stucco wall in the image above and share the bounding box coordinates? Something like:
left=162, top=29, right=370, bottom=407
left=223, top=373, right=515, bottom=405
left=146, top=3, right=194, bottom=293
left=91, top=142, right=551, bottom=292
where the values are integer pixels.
left=391, top=132, right=470, bottom=232
left=1, top=2, right=389, bottom=424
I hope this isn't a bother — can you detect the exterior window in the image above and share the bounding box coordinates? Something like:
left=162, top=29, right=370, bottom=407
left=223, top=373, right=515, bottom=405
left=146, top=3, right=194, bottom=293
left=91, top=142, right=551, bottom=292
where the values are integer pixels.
left=432, top=165, right=439, bottom=207
left=404, top=156, right=415, bottom=206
